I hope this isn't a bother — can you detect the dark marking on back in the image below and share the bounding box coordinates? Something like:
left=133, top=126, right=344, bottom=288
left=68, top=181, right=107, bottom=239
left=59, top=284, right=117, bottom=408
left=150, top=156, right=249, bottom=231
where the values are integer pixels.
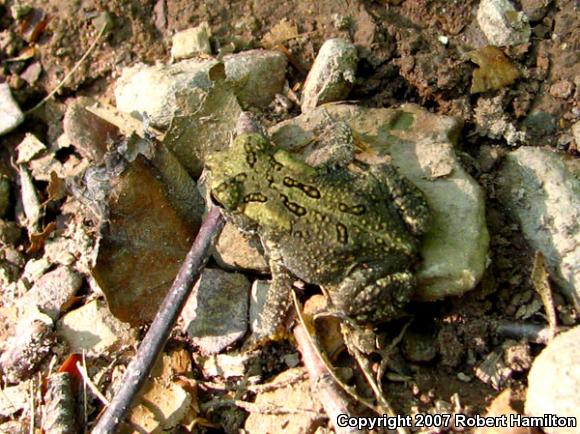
left=283, top=177, right=321, bottom=198
left=280, top=194, right=307, bottom=216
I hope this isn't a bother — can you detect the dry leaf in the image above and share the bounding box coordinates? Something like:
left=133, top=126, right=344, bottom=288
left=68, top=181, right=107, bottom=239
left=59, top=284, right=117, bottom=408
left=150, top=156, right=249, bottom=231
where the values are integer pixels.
left=261, top=18, right=298, bottom=49
left=27, top=221, right=56, bottom=254
left=46, top=171, right=66, bottom=202
left=469, top=46, right=520, bottom=94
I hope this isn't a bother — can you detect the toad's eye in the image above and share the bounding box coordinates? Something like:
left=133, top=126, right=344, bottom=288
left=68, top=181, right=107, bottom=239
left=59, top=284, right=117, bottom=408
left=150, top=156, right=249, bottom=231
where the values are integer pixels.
left=211, top=179, right=242, bottom=211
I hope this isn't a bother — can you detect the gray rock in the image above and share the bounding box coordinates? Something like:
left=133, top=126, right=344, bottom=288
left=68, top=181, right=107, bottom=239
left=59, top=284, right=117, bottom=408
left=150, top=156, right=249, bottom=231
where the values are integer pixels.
left=477, top=0, right=531, bottom=46
left=19, top=266, right=83, bottom=320
left=0, top=312, right=54, bottom=383
left=181, top=268, right=250, bottom=354
left=270, top=104, right=489, bottom=301
left=115, top=50, right=287, bottom=128
left=301, top=38, right=358, bottom=113
left=402, top=330, right=438, bottom=363
left=171, top=22, right=212, bottom=60
left=526, top=326, right=580, bottom=434
left=497, top=147, right=579, bottom=308
left=213, top=223, right=269, bottom=273
left=16, top=133, right=46, bottom=164
left=201, top=352, right=261, bottom=379
left=223, top=49, right=287, bottom=109
left=115, top=58, right=216, bottom=128
left=520, top=0, right=552, bottom=22
left=522, top=111, right=556, bottom=141
left=0, top=83, right=24, bottom=136
left=0, top=219, right=21, bottom=245
left=57, top=299, right=137, bottom=354
left=249, top=279, right=271, bottom=338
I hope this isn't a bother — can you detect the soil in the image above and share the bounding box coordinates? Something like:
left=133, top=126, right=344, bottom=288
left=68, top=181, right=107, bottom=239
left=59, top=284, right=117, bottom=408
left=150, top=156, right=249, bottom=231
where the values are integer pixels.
left=0, top=0, right=578, bottom=433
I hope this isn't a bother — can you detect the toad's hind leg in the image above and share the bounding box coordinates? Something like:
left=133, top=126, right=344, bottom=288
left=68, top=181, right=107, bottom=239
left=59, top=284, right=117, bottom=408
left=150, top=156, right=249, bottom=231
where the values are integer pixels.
left=330, top=267, right=414, bottom=324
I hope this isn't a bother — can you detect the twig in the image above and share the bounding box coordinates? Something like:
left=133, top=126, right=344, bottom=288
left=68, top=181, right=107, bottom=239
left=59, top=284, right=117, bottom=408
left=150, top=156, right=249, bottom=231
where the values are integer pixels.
left=496, top=321, right=567, bottom=344
left=91, top=207, right=225, bottom=434
left=25, top=23, right=108, bottom=115
left=292, top=292, right=366, bottom=434
left=76, top=361, right=109, bottom=406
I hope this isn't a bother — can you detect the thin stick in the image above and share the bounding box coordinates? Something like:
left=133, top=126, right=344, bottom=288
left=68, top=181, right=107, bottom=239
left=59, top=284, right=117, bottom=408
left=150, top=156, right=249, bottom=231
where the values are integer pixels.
left=25, top=23, right=107, bottom=115
left=292, top=292, right=366, bottom=434
left=91, top=207, right=225, bottom=434
left=76, top=361, right=109, bottom=406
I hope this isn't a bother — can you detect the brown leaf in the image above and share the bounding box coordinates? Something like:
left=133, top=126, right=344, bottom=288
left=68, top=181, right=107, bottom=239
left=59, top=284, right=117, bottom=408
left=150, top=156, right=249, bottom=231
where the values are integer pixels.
left=27, top=221, right=56, bottom=254
left=261, top=18, right=298, bottom=49
left=46, top=171, right=67, bottom=202
left=469, top=46, right=520, bottom=94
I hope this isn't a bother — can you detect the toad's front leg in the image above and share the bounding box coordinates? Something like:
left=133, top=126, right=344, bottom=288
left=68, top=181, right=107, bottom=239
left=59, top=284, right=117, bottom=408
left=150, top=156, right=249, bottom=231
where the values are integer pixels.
left=252, top=239, right=295, bottom=341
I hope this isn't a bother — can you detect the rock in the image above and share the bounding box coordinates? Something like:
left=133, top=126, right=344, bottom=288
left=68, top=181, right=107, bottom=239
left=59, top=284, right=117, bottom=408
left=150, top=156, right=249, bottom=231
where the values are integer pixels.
left=301, top=38, right=358, bottom=112
left=0, top=381, right=29, bottom=418
left=477, top=0, right=531, bottom=46
left=201, top=352, right=261, bottom=379
left=180, top=268, right=250, bottom=354
left=19, top=266, right=83, bottom=320
left=171, top=22, right=212, bottom=60
left=249, top=279, right=271, bottom=338
left=0, top=219, right=21, bottom=245
left=115, top=50, right=286, bottom=128
left=41, top=373, right=79, bottom=434
left=244, top=368, right=325, bottom=434
left=18, top=164, right=42, bottom=233
left=128, top=380, right=192, bottom=433
left=549, top=80, right=574, bottom=99
left=402, top=330, right=438, bottom=363
left=224, top=49, right=287, bottom=109
left=526, top=326, right=580, bottom=434
left=522, top=111, right=556, bottom=142
left=502, top=340, right=532, bottom=372
left=213, top=222, right=269, bottom=273
left=270, top=104, right=489, bottom=301
left=15, top=133, right=46, bottom=164
left=474, top=95, right=526, bottom=145
left=0, top=177, right=10, bottom=218
left=0, top=83, right=24, bottom=136
left=115, top=58, right=217, bottom=127
left=20, top=62, right=42, bottom=85
left=0, top=312, right=54, bottom=383
left=57, top=299, right=136, bottom=354
left=497, top=147, right=579, bottom=308
left=520, top=0, right=551, bottom=22
left=163, top=75, right=242, bottom=176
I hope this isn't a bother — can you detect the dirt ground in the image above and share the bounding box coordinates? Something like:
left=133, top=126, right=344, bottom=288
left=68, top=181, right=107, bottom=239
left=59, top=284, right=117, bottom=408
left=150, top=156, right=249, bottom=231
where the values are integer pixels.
left=0, top=0, right=578, bottom=433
